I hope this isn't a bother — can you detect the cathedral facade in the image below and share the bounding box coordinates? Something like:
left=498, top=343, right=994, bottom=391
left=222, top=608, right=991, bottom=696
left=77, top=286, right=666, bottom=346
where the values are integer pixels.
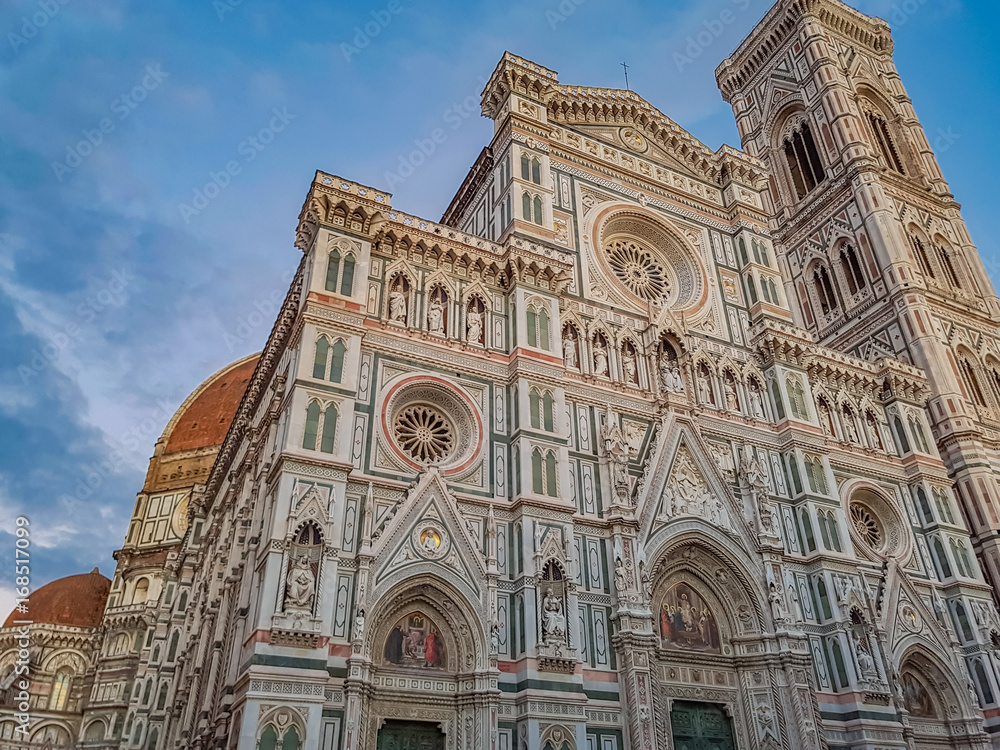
left=6, top=1, right=1000, bottom=749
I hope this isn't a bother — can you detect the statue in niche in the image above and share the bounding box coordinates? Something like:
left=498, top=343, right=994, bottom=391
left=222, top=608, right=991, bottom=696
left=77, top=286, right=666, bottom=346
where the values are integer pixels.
left=854, top=631, right=878, bottom=678
left=659, top=357, right=685, bottom=393
left=285, top=555, right=316, bottom=611
left=723, top=374, right=740, bottom=411
left=621, top=346, right=637, bottom=384
left=466, top=301, right=484, bottom=344
left=593, top=338, right=609, bottom=376
left=748, top=380, right=765, bottom=419
left=427, top=293, right=445, bottom=334
left=696, top=364, right=714, bottom=404
left=388, top=287, right=407, bottom=323
left=563, top=335, right=578, bottom=368
left=541, top=588, right=566, bottom=641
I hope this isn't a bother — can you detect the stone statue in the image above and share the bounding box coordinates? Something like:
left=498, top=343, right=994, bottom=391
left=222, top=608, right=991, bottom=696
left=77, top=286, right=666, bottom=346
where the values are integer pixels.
left=491, top=622, right=500, bottom=653
left=542, top=588, right=566, bottom=640
left=768, top=581, right=786, bottom=623
left=354, top=608, right=365, bottom=640
left=697, top=372, right=712, bottom=404
left=563, top=337, right=577, bottom=367
left=724, top=379, right=739, bottom=411
left=389, top=288, right=407, bottom=323
left=427, top=297, right=444, bottom=333
left=659, top=358, right=684, bottom=393
left=854, top=632, right=877, bottom=677
left=285, top=555, right=316, bottom=611
left=866, top=418, right=882, bottom=449
left=622, top=349, right=637, bottom=384
left=749, top=383, right=765, bottom=419
left=593, top=341, right=609, bottom=376
left=466, top=308, right=483, bottom=343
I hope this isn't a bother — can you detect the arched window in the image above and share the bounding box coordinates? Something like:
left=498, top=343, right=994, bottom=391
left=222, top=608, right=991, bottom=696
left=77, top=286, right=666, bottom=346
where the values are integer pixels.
left=324, top=250, right=356, bottom=296
left=147, top=728, right=159, bottom=750
left=533, top=195, right=543, bottom=226
left=840, top=245, right=867, bottom=296
left=867, top=111, right=905, bottom=174
left=522, top=191, right=531, bottom=221
left=915, top=487, right=933, bottom=524
left=813, top=265, right=838, bottom=315
left=953, top=601, right=974, bottom=642
left=544, top=451, right=557, bottom=497
left=531, top=158, right=541, bottom=185
left=932, top=537, right=952, bottom=580
left=933, top=489, right=955, bottom=524
left=531, top=449, right=543, bottom=494
left=520, top=153, right=530, bottom=180
left=132, top=578, right=149, bottom=604
left=321, top=404, right=337, bottom=453
left=303, top=401, right=321, bottom=450
left=909, top=234, right=934, bottom=279
left=909, top=414, right=930, bottom=453
left=893, top=416, right=910, bottom=454
left=767, top=277, right=779, bottom=304
left=48, top=668, right=72, bottom=711
left=959, top=357, right=987, bottom=407
left=751, top=238, right=761, bottom=264
left=974, top=660, right=995, bottom=706
left=526, top=304, right=550, bottom=350
left=543, top=393, right=554, bottom=432
left=258, top=725, right=279, bottom=750
left=142, top=678, right=153, bottom=705
left=815, top=576, right=831, bottom=619
left=783, top=121, right=826, bottom=199
left=325, top=250, right=340, bottom=291
left=937, top=243, right=962, bottom=289
left=312, top=337, right=329, bottom=379
left=829, top=638, right=850, bottom=689
left=738, top=236, right=749, bottom=266
left=283, top=727, right=301, bottom=750
left=330, top=339, right=347, bottom=383
left=529, top=389, right=541, bottom=430
left=340, top=254, right=355, bottom=296
left=531, top=449, right=557, bottom=497
left=132, top=721, right=144, bottom=746
left=801, top=507, right=816, bottom=552
left=156, top=683, right=168, bottom=710
left=167, top=631, right=179, bottom=662
left=745, top=274, right=758, bottom=304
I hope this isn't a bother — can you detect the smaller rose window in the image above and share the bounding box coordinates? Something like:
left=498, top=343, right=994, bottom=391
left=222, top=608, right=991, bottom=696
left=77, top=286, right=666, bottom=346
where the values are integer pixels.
left=605, top=239, right=670, bottom=303
left=393, top=405, right=455, bottom=463
left=850, top=503, right=883, bottom=549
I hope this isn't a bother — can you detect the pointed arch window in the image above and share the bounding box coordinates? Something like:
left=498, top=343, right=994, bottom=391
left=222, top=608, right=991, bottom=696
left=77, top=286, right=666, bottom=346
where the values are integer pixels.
left=325, top=249, right=356, bottom=296
left=937, top=244, right=962, bottom=289
left=533, top=195, right=543, bottom=226
left=531, top=448, right=558, bottom=497
left=783, top=121, right=825, bottom=200
left=931, top=537, right=953, bottom=580
left=915, top=486, right=933, bottom=524
left=156, top=683, right=168, bottom=711
left=313, top=337, right=329, bottom=379
left=893, top=416, right=910, bottom=454
left=521, top=153, right=530, bottom=181
left=974, top=660, right=995, bottom=706
left=960, top=358, right=987, bottom=407
left=868, top=112, right=905, bottom=174
left=813, top=265, right=838, bottom=315
left=909, top=235, right=935, bottom=279
left=840, top=245, right=867, bottom=296
left=531, top=158, right=541, bottom=185
left=48, top=669, right=72, bottom=711
left=522, top=191, right=531, bottom=220
left=303, top=400, right=337, bottom=454
left=526, top=303, right=550, bottom=350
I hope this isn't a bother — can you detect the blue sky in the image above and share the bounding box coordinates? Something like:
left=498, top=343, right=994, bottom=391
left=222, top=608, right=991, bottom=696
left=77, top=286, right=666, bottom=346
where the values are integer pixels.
left=1, top=0, right=997, bottom=615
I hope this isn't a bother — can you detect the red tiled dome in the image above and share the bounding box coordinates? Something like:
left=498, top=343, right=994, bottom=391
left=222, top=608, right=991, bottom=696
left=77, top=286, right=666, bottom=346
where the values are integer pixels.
left=163, top=355, right=259, bottom=453
left=3, top=568, right=110, bottom=629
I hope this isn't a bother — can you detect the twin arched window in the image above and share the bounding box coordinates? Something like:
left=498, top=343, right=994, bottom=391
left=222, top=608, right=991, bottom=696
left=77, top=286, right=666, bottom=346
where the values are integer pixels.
left=959, top=357, right=987, bottom=407
left=817, top=509, right=842, bottom=552
left=813, top=265, right=838, bottom=316
left=325, top=249, right=356, bottom=296
left=529, top=388, right=555, bottom=432
left=867, top=111, right=905, bottom=174
left=522, top=192, right=543, bottom=225
left=521, top=153, right=541, bottom=184
left=303, top=401, right=338, bottom=454
left=48, top=668, right=73, bottom=711
left=531, top=448, right=558, bottom=497
left=313, top=336, right=347, bottom=383
left=526, top=304, right=550, bottom=350
left=782, top=121, right=825, bottom=200
left=840, top=245, right=867, bottom=296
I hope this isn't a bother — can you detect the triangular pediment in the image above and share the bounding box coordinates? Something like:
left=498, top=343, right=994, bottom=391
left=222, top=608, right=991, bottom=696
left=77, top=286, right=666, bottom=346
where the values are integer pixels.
left=879, top=561, right=957, bottom=661
left=564, top=123, right=707, bottom=180
left=370, top=469, right=486, bottom=600
left=637, top=417, right=753, bottom=548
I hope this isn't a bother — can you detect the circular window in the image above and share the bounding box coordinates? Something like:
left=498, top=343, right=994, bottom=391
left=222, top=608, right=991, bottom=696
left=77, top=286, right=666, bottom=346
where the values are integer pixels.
left=605, top=239, right=670, bottom=303
left=850, top=503, right=883, bottom=549
left=393, top=404, right=455, bottom=463
left=381, top=377, right=483, bottom=474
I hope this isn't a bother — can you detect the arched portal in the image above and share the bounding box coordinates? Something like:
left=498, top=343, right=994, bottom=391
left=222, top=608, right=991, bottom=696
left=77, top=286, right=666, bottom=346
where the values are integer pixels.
left=898, top=649, right=987, bottom=750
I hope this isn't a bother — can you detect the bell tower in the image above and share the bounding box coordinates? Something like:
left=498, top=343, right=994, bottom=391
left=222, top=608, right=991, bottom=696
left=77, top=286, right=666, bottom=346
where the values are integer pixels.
left=716, top=0, right=1000, bottom=595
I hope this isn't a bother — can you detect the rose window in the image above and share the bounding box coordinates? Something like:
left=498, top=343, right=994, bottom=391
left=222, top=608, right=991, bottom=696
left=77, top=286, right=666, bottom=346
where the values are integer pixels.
left=850, top=503, right=883, bottom=549
left=393, top=404, right=455, bottom=463
left=605, top=239, right=670, bottom=302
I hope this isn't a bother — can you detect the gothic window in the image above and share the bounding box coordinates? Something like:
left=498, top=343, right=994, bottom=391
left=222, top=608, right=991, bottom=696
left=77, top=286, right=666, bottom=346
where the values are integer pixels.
left=771, top=380, right=785, bottom=420
left=915, top=487, right=933, bottom=524
left=132, top=577, right=149, bottom=604
left=745, top=273, right=758, bottom=304
left=840, top=245, right=867, bottom=296
left=533, top=195, right=543, bottom=225
left=325, top=249, right=356, bottom=296
left=313, top=337, right=328, bottom=379
left=931, top=537, right=952, bottom=580
left=302, top=400, right=337, bottom=454
left=812, top=264, right=838, bottom=315
left=815, top=576, right=832, bottom=619
left=738, top=236, right=749, bottom=266
left=800, top=507, right=816, bottom=551
left=959, top=357, right=987, bottom=407
left=933, top=489, right=955, bottom=524
left=531, top=158, right=541, bottom=184
left=893, top=416, right=910, bottom=454
left=974, top=660, right=996, bottom=706
left=48, top=668, right=72, bottom=711
left=522, top=191, right=531, bottom=220
left=951, top=539, right=974, bottom=578
left=909, top=413, right=931, bottom=453
left=521, top=153, right=530, bottom=181
left=818, top=510, right=841, bottom=552
left=526, top=303, right=551, bottom=350
left=828, top=637, right=850, bottom=690
left=782, top=121, right=825, bottom=200
left=156, top=683, right=168, bottom=711
left=167, top=631, right=179, bottom=662
left=528, top=388, right=555, bottom=432
left=937, top=243, right=962, bottom=289
left=532, top=448, right=558, bottom=497
left=142, top=678, right=153, bottom=705
left=953, top=601, right=973, bottom=642
left=805, top=456, right=827, bottom=494
left=258, top=726, right=279, bottom=750
left=867, top=111, right=905, bottom=174
left=786, top=376, right=807, bottom=419
left=766, top=277, right=779, bottom=304
left=909, top=234, right=935, bottom=279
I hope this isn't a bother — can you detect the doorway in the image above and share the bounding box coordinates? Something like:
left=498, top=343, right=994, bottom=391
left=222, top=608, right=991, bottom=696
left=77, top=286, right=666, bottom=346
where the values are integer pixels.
left=376, top=719, right=445, bottom=750
left=670, top=701, right=736, bottom=750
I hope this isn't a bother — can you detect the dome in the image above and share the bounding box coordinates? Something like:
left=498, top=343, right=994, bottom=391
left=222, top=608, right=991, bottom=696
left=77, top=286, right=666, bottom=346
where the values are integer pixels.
left=3, top=568, right=110, bottom=629
left=162, top=354, right=259, bottom=454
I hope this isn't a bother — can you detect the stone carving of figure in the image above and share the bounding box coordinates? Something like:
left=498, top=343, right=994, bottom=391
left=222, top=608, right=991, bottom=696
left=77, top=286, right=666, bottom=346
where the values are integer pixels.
left=866, top=418, right=882, bottom=450
left=542, top=588, right=566, bottom=640
left=593, top=340, right=609, bottom=376
left=354, top=608, right=365, bottom=640
left=844, top=414, right=859, bottom=444
left=697, top=370, right=713, bottom=404
left=854, top=632, right=877, bottom=677
left=389, top=288, right=407, bottom=323
left=749, top=382, right=765, bottom=419
left=491, top=622, right=500, bottom=653
left=466, top=307, right=483, bottom=344
left=622, top=348, right=637, bottom=384
left=563, top=336, right=577, bottom=368
left=427, top=297, right=444, bottom=334
left=659, top=358, right=685, bottom=394
left=784, top=571, right=803, bottom=623
left=768, top=581, right=786, bottom=623
left=724, top=378, right=739, bottom=411
left=285, top=555, right=316, bottom=611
